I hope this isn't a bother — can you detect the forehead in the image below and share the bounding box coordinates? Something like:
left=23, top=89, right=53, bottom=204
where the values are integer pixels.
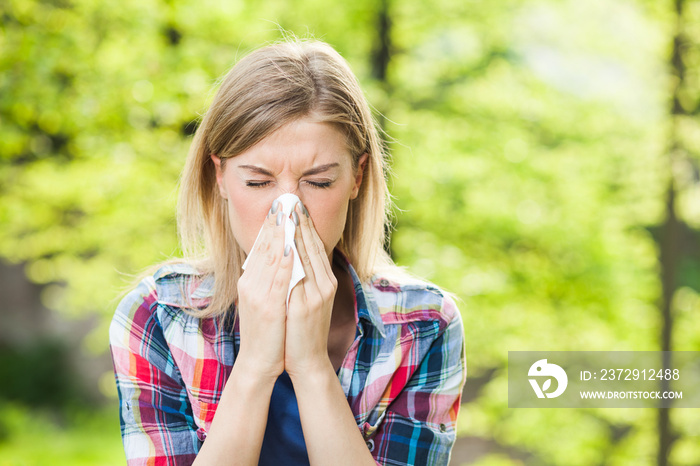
left=231, top=119, right=353, bottom=171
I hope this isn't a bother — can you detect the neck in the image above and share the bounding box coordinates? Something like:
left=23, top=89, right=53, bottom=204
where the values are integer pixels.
left=331, top=259, right=357, bottom=327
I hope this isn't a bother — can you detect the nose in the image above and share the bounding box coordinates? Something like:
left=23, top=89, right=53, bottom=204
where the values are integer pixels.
left=276, top=181, right=302, bottom=200
left=267, top=184, right=304, bottom=213
left=278, top=186, right=298, bottom=196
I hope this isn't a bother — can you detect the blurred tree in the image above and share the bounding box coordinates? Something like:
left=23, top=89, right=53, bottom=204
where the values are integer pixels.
left=383, top=0, right=699, bottom=464
left=655, top=0, right=700, bottom=464
left=1, top=0, right=699, bottom=464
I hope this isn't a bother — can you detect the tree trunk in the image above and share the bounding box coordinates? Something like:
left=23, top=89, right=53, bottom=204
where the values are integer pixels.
left=370, top=0, right=395, bottom=257
left=657, top=0, right=686, bottom=464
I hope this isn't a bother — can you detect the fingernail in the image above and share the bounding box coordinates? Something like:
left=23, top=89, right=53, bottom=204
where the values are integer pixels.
left=300, top=201, right=309, bottom=217
left=271, top=199, right=280, bottom=214
left=276, top=210, right=284, bottom=226
left=284, top=244, right=291, bottom=256
left=292, top=211, right=299, bottom=227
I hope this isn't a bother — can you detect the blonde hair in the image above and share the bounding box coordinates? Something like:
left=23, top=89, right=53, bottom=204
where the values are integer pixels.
left=178, top=39, right=398, bottom=318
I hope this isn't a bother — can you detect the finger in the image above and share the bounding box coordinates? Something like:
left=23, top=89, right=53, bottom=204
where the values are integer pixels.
left=269, top=239, right=295, bottom=306
left=292, top=211, right=319, bottom=293
left=304, top=204, right=334, bottom=279
left=245, top=205, right=287, bottom=294
left=296, top=201, right=333, bottom=281
left=287, top=270, right=307, bottom=315
left=246, top=200, right=281, bottom=262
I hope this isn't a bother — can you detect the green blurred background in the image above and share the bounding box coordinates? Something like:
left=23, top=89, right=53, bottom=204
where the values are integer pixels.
left=1, top=0, right=699, bottom=464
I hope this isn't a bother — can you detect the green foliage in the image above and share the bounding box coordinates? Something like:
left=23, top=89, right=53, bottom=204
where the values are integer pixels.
left=0, top=340, right=83, bottom=407
left=2, top=0, right=700, bottom=464
left=0, top=404, right=123, bottom=465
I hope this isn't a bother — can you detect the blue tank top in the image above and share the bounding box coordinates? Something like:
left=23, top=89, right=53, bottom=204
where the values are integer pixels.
left=258, top=371, right=309, bottom=465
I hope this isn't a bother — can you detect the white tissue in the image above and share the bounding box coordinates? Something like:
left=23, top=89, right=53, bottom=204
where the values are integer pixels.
left=242, top=193, right=306, bottom=305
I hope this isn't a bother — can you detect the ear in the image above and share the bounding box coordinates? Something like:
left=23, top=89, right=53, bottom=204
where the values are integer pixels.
left=350, top=153, right=369, bottom=200
left=211, top=154, right=228, bottom=199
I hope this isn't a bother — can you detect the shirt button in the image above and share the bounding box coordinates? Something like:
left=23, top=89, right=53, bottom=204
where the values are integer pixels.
left=439, top=423, right=447, bottom=433
left=366, top=439, right=374, bottom=451
left=379, top=279, right=389, bottom=287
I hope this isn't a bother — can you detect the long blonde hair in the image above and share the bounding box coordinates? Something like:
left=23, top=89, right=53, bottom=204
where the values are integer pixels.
left=178, top=39, right=397, bottom=318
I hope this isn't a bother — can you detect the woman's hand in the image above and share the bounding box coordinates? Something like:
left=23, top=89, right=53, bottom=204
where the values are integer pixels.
left=285, top=201, right=338, bottom=379
left=235, top=204, right=293, bottom=382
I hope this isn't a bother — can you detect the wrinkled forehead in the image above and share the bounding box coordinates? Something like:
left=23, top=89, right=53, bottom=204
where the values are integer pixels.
left=223, top=118, right=355, bottom=173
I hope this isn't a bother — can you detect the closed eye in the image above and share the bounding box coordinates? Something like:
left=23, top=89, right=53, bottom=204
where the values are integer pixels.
left=306, top=180, right=333, bottom=188
left=245, top=180, right=333, bottom=188
left=245, top=181, right=271, bottom=188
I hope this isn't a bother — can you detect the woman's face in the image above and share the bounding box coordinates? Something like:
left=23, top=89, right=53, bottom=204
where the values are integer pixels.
left=212, top=118, right=368, bottom=261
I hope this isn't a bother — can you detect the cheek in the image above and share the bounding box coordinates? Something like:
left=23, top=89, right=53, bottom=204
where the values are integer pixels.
left=305, top=190, right=351, bottom=254
left=226, top=188, right=272, bottom=254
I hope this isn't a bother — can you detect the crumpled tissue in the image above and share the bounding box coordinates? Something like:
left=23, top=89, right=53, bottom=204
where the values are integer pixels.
left=242, top=193, right=305, bottom=305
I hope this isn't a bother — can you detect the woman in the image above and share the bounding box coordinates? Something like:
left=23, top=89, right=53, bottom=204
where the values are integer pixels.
left=110, top=39, right=466, bottom=466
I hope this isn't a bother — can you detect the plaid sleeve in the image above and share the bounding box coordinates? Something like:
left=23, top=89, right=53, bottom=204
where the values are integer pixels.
left=370, top=294, right=466, bottom=466
left=109, top=277, right=201, bottom=465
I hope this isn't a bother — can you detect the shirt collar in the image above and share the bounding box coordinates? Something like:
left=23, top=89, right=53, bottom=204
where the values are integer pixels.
left=159, top=250, right=387, bottom=337
left=333, top=248, right=386, bottom=338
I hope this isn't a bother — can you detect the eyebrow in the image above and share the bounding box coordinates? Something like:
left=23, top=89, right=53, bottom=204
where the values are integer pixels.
left=237, top=163, right=340, bottom=177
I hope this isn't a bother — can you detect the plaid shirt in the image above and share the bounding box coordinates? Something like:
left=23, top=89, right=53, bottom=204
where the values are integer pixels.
left=110, top=252, right=466, bottom=465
